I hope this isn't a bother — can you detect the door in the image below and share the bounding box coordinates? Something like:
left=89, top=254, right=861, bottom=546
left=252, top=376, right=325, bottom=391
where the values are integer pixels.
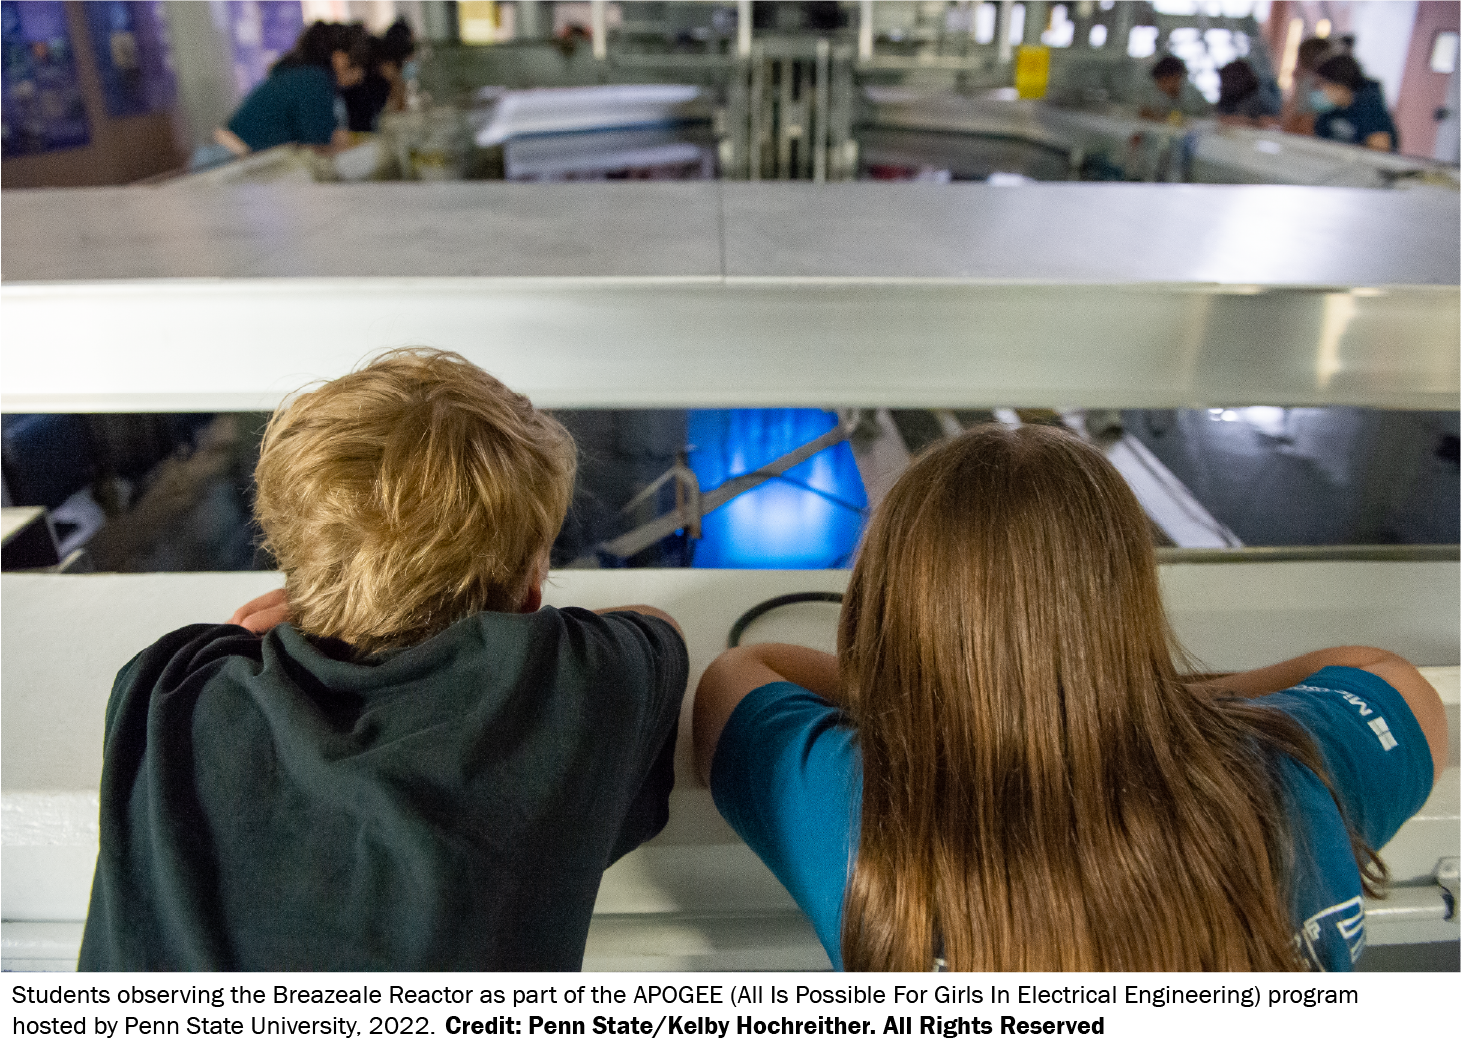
left=1393, top=1, right=1460, bottom=159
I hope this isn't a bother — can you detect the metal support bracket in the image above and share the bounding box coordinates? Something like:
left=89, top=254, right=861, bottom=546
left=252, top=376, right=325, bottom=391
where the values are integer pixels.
left=1438, top=857, right=1459, bottom=923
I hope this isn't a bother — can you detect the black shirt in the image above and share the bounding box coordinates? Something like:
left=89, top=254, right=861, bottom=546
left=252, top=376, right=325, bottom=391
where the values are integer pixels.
left=1315, top=81, right=1399, bottom=151
left=78, top=606, right=685, bottom=970
left=342, top=72, right=392, bottom=133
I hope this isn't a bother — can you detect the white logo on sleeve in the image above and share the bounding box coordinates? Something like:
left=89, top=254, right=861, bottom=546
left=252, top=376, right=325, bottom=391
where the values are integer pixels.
left=1298, top=895, right=1366, bottom=969
left=1287, top=685, right=1399, bottom=752
left=1366, top=716, right=1398, bottom=751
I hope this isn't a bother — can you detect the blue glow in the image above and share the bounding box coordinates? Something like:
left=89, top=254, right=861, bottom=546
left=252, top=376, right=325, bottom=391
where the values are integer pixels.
left=687, top=409, right=867, bottom=569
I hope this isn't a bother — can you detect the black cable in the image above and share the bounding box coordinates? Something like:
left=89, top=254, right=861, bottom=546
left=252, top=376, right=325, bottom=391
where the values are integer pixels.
left=727, top=591, right=845, bottom=648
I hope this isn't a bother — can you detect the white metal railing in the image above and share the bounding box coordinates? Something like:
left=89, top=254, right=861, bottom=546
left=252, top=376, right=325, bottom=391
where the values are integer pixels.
left=590, top=0, right=608, bottom=61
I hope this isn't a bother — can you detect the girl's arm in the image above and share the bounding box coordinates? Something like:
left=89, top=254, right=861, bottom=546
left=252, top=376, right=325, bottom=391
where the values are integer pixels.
left=693, top=644, right=841, bottom=785
left=1204, top=646, right=1447, bottom=783
left=213, top=126, right=250, bottom=156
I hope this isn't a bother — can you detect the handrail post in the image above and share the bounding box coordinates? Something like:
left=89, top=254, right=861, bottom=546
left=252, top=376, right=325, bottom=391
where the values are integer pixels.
left=1025, top=1, right=1049, bottom=46
left=814, top=39, right=830, bottom=183
left=590, top=0, right=607, bottom=60
left=1113, top=0, right=1134, bottom=57
left=516, top=0, right=543, bottom=39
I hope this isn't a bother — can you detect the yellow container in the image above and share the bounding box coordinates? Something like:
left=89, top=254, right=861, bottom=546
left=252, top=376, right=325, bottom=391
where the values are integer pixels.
left=1015, top=45, right=1051, bottom=100
left=459, top=1, right=500, bottom=44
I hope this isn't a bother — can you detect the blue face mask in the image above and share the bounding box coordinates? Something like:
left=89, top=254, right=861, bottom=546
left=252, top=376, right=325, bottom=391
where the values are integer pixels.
left=1309, top=88, right=1338, bottom=114
left=402, top=59, right=419, bottom=83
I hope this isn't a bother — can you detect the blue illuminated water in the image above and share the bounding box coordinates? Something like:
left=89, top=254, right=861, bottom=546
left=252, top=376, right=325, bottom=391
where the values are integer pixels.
left=687, top=409, right=868, bottom=569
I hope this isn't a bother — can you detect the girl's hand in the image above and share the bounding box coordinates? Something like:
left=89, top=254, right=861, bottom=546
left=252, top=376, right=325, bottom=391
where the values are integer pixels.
left=228, top=589, right=290, bottom=634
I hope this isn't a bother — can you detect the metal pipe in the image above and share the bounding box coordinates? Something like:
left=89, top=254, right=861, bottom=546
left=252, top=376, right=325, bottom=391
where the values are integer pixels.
left=748, top=50, right=764, bottom=181
left=737, top=0, right=751, bottom=58
left=1113, top=0, right=1134, bottom=55
left=1154, top=545, right=1461, bottom=565
left=590, top=0, right=607, bottom=60
left=157, top=0, right=238, bottom=151
left=1024, top=1, right=1048, bottom=46
left=420, top=1, right=459, bottom=44
left=516, top=0, right=543, bottom=39
left=778, top=57, right=794, bottom=178
left=1362, top=885, right=1454, bottom=926
left=728, top=53, right=749, bottom=179
left=814, top=38, right=830, bottom=183
left=859, top=0, right=874, bottom=62
left=996, top=0, right=1014, bottom=64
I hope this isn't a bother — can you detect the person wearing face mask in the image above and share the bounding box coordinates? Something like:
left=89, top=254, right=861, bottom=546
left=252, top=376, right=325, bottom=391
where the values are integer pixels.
left=1310, top=54, right=1398, bottom=152
left=1281, top=37, right=1333, bottom=136
left=214, top=21, right=371, bottom=158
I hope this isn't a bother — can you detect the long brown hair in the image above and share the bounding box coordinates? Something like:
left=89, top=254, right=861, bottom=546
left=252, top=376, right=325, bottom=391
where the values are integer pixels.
left=837, top=425, right=1381, bottom=971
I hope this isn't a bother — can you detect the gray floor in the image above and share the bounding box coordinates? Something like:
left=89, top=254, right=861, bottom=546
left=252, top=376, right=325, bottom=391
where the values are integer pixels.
left=1355, top=939, right=1460, bottom=971
left=1123, top=408, right=1460, bottom=546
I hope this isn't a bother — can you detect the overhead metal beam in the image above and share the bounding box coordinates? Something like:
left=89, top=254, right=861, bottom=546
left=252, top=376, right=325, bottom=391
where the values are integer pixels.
left=2, top=183, right=1455, bottom=413
left=3, top=278, right=1453, bottom=413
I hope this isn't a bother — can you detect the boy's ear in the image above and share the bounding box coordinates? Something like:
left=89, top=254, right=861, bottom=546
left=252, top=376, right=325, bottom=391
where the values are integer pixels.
left=517, top=555, right=549, bottom=614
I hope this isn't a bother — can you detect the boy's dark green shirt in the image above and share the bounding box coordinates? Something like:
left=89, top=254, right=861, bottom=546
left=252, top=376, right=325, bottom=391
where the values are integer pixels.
left=78, top=606, right=685, bottom=971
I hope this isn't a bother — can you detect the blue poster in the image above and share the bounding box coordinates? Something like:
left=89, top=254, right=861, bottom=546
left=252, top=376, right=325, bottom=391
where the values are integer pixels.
left=83, top=1, right=177, bottom=118
left=1, top=0, right=91, bottom=158
left=223, top=1, right=304, bottom=98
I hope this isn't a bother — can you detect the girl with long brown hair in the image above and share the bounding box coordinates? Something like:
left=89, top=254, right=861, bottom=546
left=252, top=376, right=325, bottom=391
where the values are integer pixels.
left=695, top=424, right=1445, bottom=971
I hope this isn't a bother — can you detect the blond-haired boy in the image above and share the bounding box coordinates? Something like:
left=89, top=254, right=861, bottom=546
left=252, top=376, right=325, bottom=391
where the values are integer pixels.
left=79, top=349, right=686, bottom=970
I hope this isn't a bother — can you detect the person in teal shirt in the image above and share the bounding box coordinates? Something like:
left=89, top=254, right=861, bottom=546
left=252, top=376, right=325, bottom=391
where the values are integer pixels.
left=696, top=425, right=1445, bottom=972
left=215, top=21, right=369, bottom=157
left=1312, top=54, right=1399, bottom=152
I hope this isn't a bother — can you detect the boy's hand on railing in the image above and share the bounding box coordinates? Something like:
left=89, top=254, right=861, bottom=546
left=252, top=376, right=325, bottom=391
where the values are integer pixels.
left=228, top=589, right=291, bottom=634
left=595, top=604, right=683, bottom=637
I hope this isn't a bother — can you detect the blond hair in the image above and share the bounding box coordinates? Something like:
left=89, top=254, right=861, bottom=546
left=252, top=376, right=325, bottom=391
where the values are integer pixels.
left=838, top=425, right=1382, bottom=971
left=254, top=348, right=575, bottom=654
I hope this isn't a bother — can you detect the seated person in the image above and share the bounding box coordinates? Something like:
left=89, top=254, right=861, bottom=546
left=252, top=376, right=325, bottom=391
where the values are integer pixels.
left=214, top=21, right=371, bottom=157
left=79, top=349, right=687, bottom=970
left=1281, top=37, right=1333, bottom=135
left=343, top=18, right=416, bottom=133
left=1311, top=54, right=1399, bottom=152
left=696, top=424, right=1444, bottom=971
left=1215, top=59, right=1281, bottom=125
left=1138, top=54, right=1213, bottom=121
